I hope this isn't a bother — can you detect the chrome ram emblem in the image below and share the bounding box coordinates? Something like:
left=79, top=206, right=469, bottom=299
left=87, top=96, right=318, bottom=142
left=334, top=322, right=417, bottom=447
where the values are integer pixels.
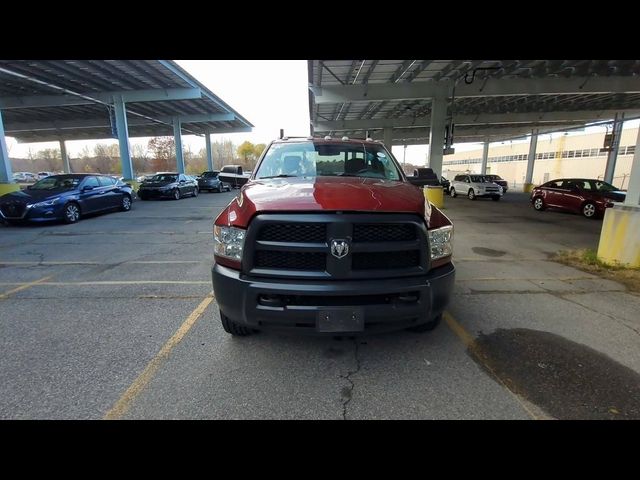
left=330, top=239, right=350, bottom=259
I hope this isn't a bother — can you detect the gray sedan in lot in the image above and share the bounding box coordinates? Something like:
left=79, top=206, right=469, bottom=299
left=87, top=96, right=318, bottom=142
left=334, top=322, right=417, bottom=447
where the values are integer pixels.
left=138, top=173, right=199, bottom=200
left=197, top=171, right=231, bottom=193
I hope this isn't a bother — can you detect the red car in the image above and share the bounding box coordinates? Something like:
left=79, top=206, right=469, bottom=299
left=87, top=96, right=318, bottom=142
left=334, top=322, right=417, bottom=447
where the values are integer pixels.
left=531, top=178, right=626, bottom=218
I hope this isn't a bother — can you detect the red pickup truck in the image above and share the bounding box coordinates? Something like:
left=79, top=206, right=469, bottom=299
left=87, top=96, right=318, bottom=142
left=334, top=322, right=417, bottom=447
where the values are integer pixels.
left=212, top=137, right=455, bottom=336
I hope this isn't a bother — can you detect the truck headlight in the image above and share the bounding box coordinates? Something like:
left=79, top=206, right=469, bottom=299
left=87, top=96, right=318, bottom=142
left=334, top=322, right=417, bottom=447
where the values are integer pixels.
left=428, top=225, right=453, bottom=260
left=214, top=225, right=246, bottom=261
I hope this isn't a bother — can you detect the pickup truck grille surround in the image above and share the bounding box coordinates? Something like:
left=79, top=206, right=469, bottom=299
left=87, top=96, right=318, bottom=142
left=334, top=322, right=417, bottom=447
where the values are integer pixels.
left=244, top=213, right=429, bottom=280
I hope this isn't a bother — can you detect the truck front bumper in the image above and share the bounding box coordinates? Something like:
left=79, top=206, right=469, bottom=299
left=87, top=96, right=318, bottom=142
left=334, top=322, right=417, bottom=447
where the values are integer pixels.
left=212, top=262, right=455, bottom=335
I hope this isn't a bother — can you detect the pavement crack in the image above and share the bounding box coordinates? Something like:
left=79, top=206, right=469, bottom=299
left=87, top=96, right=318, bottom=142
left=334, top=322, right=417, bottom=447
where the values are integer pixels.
left=554, top=292, right=640, bottom=338
left=339, top=339, right=361, bottom=420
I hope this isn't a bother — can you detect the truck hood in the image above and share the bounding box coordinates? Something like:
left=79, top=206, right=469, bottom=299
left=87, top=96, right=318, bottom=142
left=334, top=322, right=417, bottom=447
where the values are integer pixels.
left=219, top=176, right=433, bottom=228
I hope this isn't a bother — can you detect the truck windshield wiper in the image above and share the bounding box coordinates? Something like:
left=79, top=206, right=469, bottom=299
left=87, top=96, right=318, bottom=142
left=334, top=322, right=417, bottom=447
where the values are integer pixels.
left=258, top=174, right=299, bottom=179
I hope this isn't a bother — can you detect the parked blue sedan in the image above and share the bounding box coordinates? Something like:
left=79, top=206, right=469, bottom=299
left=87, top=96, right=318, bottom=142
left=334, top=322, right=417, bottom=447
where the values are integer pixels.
left=0, top=174, right=134, bottom=224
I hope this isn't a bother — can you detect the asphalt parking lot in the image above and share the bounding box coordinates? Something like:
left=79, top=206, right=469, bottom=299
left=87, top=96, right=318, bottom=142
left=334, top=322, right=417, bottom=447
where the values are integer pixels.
left=1, top=190, right=639, bottom=419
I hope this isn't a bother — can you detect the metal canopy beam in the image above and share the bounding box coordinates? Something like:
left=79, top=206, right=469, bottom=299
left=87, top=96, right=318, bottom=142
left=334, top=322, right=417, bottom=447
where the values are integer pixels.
left=362, top=123, right=585, bottom=142
left=162, top=113, right=234, bottom=124
left=0, top=88, right=202, bottom=109
left=203, top=126, right=252, bottom=134
left=5, top=117, right=159, bottom=132
left=5, top=113, right=237, bottom=134
left=311, top=76, right=640, bottom=104
left=313, top=110, right=640, bottom=131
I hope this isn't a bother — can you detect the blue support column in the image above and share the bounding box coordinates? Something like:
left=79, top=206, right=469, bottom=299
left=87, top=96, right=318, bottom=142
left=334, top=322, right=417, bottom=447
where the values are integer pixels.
left=205, top=133, right=213, bottom=171
left=173, top=116, right=185, bottom=174
left=113, top=96, right=134, bottom=180
left=59, top=140, right=71, bottom=173
left=0, top=109, right=13, bottom=183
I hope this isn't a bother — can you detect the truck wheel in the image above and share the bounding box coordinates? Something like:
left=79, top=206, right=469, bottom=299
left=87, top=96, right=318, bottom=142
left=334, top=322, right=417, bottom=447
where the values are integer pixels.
left=468, top=189, right=476, bottom=200
left=407, top=314, right=441, bottom=333
left=220, top=311, right=253, bottom=336
left=450, top=187, right=457, bottom=198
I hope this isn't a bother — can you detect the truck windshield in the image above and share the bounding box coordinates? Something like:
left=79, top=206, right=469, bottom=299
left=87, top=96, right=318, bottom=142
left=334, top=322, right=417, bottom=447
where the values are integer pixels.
left=255, top=142, right=402, bottom=181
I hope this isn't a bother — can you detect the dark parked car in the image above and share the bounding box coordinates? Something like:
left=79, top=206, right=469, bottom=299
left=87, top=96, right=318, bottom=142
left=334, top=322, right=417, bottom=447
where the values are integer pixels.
left=440, top=176, right=451, bottom=194
left=406, top=167, right=441, bottom=187
left=138, top=173, right=198, bottom=200
left=197, top=171, right=232, bottom=193
left=531, top=178, right=626, bottom=218
left=483, top=174, right=509, bottom=192
left=0, top=174, right=133, bottom=224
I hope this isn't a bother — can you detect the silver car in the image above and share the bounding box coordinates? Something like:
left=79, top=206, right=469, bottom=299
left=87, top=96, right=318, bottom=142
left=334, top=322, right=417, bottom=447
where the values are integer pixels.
left=449, top=174, right=503, bottom=201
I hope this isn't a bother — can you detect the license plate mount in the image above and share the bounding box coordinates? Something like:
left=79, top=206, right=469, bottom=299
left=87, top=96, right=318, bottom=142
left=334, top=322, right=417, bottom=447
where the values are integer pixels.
left=317, top=308, right=364, bottom=333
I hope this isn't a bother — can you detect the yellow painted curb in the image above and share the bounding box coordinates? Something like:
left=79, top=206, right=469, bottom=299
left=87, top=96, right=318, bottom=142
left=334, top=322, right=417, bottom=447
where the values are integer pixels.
left=0, top=183, right=20, bottom=196
left=424, top=186, right=444, bottom=208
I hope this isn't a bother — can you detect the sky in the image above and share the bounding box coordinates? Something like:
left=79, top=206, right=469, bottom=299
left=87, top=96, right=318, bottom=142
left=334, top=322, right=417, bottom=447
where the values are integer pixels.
left=4, top=60, right=640, bottom=166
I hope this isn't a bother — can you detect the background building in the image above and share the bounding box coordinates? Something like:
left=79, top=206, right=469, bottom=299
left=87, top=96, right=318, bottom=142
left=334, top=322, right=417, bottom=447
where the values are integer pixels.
left=443, top=127, right=637, bottom=189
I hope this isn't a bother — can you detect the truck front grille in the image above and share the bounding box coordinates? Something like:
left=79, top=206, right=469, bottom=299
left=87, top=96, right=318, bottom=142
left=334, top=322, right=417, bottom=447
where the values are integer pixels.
left=245, top=213, right=428, bottom=280
left=254, top=251, right=326, bottom=270
left=258, top=224, right=326, bottom=243
left=352, top=251, right=420, bottom=270
left=353, top=224, right=416, bottom=242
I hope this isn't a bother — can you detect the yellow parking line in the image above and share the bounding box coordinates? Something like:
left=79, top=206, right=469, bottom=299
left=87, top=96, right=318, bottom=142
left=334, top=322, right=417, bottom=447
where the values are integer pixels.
left=443, top=311, right=542, bottom=420
left=104, top=293, right=215, bottom=420
left=0, top=276, right=53, bottom=299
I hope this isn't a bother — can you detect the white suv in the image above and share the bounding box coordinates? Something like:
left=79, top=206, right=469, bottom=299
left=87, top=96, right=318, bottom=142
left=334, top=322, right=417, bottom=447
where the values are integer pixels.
left=449, top=174, right=503, bottom=201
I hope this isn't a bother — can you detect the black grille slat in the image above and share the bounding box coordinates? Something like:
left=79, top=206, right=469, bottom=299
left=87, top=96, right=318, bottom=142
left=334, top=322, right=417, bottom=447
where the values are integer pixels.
left=353, top=224, right=416, bottom=242
left=258, top=224, right=326, bottom=243
left=255, top=251, right=326, bottom=270
left=352, top=251, right=420, bottom=270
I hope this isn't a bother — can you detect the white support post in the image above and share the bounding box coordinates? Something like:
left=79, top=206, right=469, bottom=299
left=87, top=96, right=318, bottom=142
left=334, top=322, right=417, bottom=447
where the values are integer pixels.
left=625, top=126, right=640, bottom=206
left=0, top=109, right=12, bottom=184
left=604, top=113, right=624, bottom=184
left=428, top=96, right=447, bottom=177
left=524, top=129, right=539, bottom=192
left=480, top=141, right=489, bottom=175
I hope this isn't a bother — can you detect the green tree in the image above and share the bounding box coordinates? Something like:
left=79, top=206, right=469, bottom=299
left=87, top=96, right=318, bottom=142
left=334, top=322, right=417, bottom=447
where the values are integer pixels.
left=237, top=141, right=256, bottom=162
left=253, top=143, right=266, bottom=160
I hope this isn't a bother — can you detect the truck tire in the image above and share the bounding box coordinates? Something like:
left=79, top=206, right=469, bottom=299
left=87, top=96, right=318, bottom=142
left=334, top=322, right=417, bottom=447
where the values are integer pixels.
left=220, top=311, right=253, bottom=336
left=407, top=314, right=441, bottom=333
